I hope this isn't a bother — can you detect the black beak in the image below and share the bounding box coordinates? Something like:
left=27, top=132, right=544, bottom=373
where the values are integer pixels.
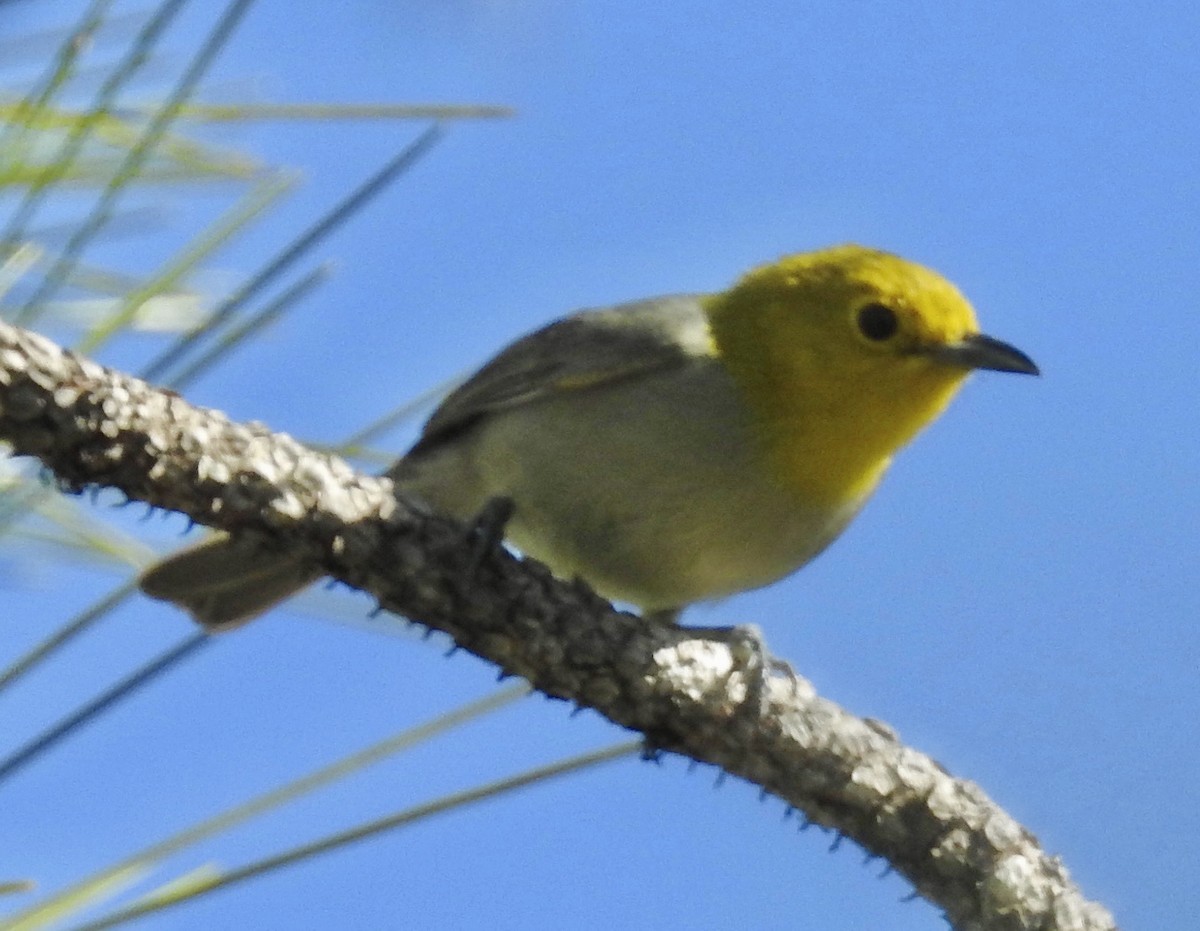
left=936, top=333, right=1039, bottom=376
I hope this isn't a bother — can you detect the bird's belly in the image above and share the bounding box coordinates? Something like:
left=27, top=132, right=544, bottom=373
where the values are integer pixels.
left=504, top=475, right=857, bottom=611
left=398, top=363, right=864, bottom=611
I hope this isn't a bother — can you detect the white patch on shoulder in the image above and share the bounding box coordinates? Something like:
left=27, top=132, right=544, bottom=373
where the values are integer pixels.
left=672, top=308, right=719, bottom=359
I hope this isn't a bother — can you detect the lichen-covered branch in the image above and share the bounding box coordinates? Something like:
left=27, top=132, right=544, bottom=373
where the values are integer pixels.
left=0, top=321, right=1116, bottom=931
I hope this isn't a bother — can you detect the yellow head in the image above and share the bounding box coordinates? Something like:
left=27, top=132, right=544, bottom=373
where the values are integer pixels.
left=704, top=244, right=1037, bottom=506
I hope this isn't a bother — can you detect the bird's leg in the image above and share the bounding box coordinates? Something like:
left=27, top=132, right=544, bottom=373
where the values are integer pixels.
left=688, top=622, right=796, bottom=712
left=642, top=607, right=682, bottom=625
left=463, top=495, right=515, bottom=578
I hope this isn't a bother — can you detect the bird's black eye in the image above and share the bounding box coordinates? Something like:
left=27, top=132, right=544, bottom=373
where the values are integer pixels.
left=856, top=302, right=899, bottom=341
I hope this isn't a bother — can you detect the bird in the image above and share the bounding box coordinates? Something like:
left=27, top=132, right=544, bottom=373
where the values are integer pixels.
left=139, top=244, right=1038, bottom=631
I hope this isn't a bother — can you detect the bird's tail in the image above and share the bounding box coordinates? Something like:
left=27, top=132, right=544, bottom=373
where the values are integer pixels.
left=138, top=534, right=321, bottom=631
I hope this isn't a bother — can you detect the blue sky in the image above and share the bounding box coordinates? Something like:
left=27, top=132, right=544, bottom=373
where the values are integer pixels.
left=3, top=2, right=1198, bottom=928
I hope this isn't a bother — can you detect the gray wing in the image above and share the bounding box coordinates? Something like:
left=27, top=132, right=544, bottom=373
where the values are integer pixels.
left=410, top=294, right=715, bottom=455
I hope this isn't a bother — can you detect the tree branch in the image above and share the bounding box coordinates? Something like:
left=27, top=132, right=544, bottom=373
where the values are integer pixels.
left=0, top=321, right=1115, bottom=931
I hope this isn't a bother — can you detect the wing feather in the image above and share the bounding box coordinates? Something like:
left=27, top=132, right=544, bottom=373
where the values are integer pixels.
left=410, top=295, right=714, bottom=454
